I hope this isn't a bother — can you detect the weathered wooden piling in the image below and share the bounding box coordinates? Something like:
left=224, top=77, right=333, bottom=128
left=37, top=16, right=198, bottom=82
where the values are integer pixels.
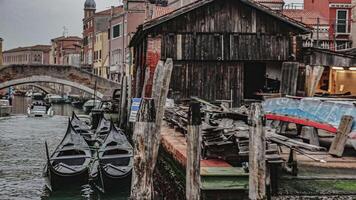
left=141, top=67, right=151, bottom=98
left=186, top=102, right=202, bottom=200
left=329, top=115, right=354, bottom=157
left=119, top=75, right=127, bottom=128
left=131, top=98, right=156, bottom=199
left=151, top=59, right=173, bottom=167
left=130, top=59, right=173, bottom=199
left=249, top=103, right=266, bottom=200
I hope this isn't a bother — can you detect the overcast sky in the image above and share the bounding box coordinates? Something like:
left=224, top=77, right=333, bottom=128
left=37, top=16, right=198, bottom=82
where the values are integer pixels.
left=0, top=0, right=302, bottom=50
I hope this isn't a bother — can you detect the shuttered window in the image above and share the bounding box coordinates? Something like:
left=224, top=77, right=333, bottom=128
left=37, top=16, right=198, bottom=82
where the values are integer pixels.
left=112, top=24, right=122, bottom=38
left=336, top=10, right=348, bottom=33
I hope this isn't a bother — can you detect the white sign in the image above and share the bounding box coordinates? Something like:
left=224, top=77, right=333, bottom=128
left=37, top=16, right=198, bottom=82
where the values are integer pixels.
left=129, top=98, right=141, bottom=122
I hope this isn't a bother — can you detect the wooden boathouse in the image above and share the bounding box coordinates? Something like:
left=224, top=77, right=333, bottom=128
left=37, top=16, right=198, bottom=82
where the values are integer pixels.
left=129, top=0, right=311, bottom=105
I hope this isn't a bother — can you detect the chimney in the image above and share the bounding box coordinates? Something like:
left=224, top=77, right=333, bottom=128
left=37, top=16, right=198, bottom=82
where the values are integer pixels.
left=0, top=38, right=3, bottom=65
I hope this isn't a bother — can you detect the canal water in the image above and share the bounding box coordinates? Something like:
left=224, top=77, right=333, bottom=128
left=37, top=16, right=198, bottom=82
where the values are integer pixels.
left=0, top=97, right=129, bottom=200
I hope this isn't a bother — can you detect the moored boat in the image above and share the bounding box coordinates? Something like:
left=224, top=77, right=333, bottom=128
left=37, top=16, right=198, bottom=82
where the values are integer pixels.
left=43, top=120, right=91, bottom=191
left=263, top=97, right=356, bottom=150
left=71, top=100, right=85, bottom=109
left=90, top=122, right=133, bottom=193
left=28, top=92, right=54, bottom=117
left=27, top=101, right=54, bottom=117
left=70, top=112, right=96, bottom=146
left=0, top=99, right=12, bottom=117
left=83, top=99, right=101, bottom=114
left=95, top=117, right=111, bottom=144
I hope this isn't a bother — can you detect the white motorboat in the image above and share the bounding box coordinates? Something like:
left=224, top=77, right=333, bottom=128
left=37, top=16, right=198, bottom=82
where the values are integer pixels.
left=27, top=100, right=54, bottom=117
left=82, top=99, right=101, bottom=113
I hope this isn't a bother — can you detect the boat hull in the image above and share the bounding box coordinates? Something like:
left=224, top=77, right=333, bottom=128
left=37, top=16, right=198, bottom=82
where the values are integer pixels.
left=0, top=106, right=11, bottom=117
left=71, top=101, right=84, bottom=109
left=91, top=168, right=132, bottom=193
left=44, top=166, right=89, bottom=191
left=27, top=107, right=54, bottom=117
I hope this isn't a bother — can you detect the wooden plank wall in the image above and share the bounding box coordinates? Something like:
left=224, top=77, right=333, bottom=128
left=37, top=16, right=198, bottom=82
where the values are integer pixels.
left=161, top=33, right=290, bottom=61
left=303, top=49, right=356, bottom=67
left=170, top=61, right=244, bottom=106
left=157, top=0, right=302, bottom=34
left=280, top=62, right=300, bottom=96
left=133, top=0, right=303, bottom=100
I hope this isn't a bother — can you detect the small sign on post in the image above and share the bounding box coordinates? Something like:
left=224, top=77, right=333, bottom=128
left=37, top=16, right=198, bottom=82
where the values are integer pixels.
left=129, top=98, right=142, bottom=122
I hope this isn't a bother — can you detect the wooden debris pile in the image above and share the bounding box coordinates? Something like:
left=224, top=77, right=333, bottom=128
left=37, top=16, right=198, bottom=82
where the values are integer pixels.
left=164, top=97, right=328, bottom=165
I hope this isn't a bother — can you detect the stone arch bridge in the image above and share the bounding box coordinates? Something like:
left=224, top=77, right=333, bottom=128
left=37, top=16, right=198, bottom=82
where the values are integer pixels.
left=0, top=64, right=120, bottom=99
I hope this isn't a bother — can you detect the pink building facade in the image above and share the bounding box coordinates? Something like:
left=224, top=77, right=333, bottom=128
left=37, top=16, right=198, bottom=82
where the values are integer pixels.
left=108, top=0, right=146, bottom=82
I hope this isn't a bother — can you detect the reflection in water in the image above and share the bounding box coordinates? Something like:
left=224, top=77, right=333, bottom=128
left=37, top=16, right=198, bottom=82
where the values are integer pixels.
left=0, top=97, right=129, bottom=200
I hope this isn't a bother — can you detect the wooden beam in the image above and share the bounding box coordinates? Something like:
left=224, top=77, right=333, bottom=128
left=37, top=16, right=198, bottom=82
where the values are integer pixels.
left=301, top=126, right=320, bottom=146
left=186, top=102, right=202, bottom=200
left=130, top=98, right=156, bottom=199
left=249, top=103, right=266, bottom=200
left=329, top=115, right=354, bottom=157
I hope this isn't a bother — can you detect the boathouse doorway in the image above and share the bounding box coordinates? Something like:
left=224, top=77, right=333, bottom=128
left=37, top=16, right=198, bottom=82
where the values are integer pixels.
left=244, top=62, right=266, bottom=100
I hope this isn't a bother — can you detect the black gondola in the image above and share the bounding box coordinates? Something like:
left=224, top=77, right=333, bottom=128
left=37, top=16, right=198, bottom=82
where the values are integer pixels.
left=94, top=117, right=111, bottom=144
left=70, top=112, right=96, bottom=146
left=90, top=122, right=133, bottom=193
left=43, top=120, right=92, bottom=191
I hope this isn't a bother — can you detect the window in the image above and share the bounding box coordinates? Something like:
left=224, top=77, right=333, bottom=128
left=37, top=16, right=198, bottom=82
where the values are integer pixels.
left=111, top=49, right=122, bottom=65
left=83, top=37, right=88, bottom=46
left=336, top=10, right=348, bottom=33
left=336, top=41, right=350, bottom=50
left=112, top=23, right=122, bottom=38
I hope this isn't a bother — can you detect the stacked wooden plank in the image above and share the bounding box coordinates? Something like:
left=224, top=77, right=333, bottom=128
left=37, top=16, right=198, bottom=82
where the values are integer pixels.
left=164, top=98, right=328, bottom=165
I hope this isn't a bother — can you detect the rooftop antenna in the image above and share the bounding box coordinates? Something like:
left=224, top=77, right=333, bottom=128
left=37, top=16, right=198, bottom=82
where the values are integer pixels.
left=62, top=26, right=68, bottom=37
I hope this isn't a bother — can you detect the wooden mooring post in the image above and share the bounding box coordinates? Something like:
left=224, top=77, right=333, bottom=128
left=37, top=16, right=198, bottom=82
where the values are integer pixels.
left=130, top=59, right=173, bottom=199
left=119, top=75, right=127, bottom=129
left=130, top=98, right=156, bottom=199
left=186, top=102, right=202, bottom=200
left=249, top=103, right=266, bottom=200
left=329, top=115, right=354, bottom=157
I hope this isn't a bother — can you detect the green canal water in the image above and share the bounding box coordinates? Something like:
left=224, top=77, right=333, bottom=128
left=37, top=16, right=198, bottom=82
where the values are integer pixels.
left=0, top=97, right=129, bottom=200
